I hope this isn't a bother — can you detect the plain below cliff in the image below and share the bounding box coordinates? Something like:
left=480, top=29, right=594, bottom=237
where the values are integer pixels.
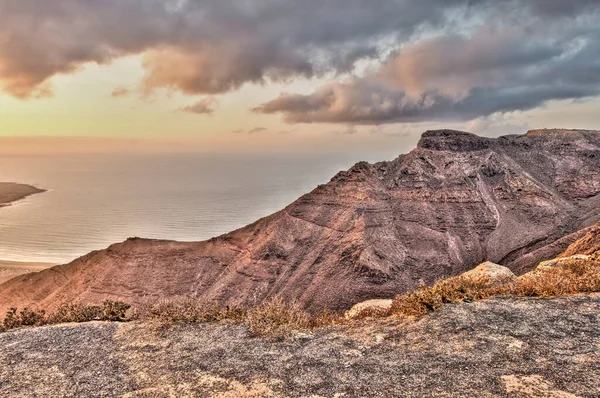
left=1, top=129, right=600, bottom=314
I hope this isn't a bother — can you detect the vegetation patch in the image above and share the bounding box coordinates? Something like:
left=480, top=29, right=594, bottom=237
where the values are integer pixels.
left=138, top=298, right=247, bottom=325
left=391, top=256, right=600, bottom=317
left=245, top=297, right=311, bottom=339
left=0, top=300, right=130, bottom=332
left=391, top=276, right=495, bottom=317
left=138, top=296, right=342, bottom=339
left=512, top=257, right=600, bottom=297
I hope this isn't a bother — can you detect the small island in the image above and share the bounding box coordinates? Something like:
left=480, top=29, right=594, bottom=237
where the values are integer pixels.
left=0, top=182, right=46, bottom=208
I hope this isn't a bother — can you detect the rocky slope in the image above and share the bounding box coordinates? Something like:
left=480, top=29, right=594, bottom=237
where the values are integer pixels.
left=1, top=129, right=600, bottom=313
left=1, top=294, right=598, bottom=397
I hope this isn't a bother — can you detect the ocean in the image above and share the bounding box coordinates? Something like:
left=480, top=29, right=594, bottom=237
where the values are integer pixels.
left=0, top=152, right=387, bottom=264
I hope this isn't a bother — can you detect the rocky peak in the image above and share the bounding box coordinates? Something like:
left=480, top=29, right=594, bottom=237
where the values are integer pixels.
left=417, top=129, right=493, bottom=152
left=525, top=128, right=596, bottom=136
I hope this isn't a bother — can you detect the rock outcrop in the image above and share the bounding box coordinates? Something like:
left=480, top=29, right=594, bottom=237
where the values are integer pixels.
left=460, top=261, right=516, bottom=284
left=1, top=129, right=600, bottom=314
left=344, top=299, right=393, bottom=319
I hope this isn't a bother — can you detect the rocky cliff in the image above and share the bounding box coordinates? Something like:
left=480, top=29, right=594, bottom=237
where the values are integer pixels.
left=1, top=129, right=599, bottom=313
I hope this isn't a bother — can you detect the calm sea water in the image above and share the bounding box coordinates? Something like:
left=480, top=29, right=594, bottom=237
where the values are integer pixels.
left=0, top=152, right=385, bottom=264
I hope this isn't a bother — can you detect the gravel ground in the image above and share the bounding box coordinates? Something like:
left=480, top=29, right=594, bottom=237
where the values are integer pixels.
left=1, top=295, right=599, bottom=397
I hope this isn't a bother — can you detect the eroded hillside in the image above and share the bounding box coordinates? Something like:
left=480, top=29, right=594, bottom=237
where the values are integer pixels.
left=1, top=129, right=599, bottom=313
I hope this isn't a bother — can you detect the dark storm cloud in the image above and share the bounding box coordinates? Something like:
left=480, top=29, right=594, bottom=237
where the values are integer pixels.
left=255, top=5, right=600, bottom=124
left=1, top=0, right=600, bottom=125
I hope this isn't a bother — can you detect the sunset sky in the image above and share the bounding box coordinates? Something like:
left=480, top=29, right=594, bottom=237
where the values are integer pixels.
left=1, top=0, right=600, bottom=153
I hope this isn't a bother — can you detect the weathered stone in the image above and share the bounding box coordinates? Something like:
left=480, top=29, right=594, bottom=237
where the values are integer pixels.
left=461, top=261, right=516, bottom=284
left=344, top=299, right=393, bottom=320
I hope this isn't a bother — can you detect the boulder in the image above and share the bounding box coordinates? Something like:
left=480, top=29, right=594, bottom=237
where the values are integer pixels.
left=461, top=262, right=516, bottom=285
left=345, top=299, right=393, bottom=320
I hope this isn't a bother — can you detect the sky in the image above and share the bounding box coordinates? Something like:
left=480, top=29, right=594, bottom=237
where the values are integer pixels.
left=1, top=0, right=600, bottom=154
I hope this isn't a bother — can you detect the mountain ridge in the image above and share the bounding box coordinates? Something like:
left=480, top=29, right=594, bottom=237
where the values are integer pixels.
left=1, top=129, right=599, bottom=314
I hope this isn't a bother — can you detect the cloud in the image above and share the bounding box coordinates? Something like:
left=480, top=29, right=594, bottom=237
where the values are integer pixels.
left=255, top=12, right=600, bottom=124
left=232, top=127, right=268, bottom=134
left=0, top=0, right=599, bottom=129
left=231, top=127, right=268, bottom=134
left=0, top=0, right=528, bottom=98
left=247, top=127, right=268, bottom=134
left=466, top=115, right=532, bottom=137
left=277, top=128, right=296, bottom=135
left=330, top=125, right=357, bottom=136
left=110, top=87, right=131, bottom=98
left=179, top=98, right=217, bottom=115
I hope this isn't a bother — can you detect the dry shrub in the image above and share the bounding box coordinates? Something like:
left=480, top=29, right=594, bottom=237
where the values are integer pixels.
left=245, top=297, right=311, bottom=339
left=311, top=309, right=345, bottom=328
left=139, top=297, right=343, bottom=338
left=48, top=301, right=130, bottom=324
left=141, top=298, right=246, bottom=325
left=513, top=258, right=600, bottom=297
left=391, top=258, right=600, bottom=318
left=2, top=308, right=46, bottom=330
left=47, top=303, right=101, bottom=324
left=391, top=276, right=494, bottom=317
left=17, top=308, right=46, bottom=326
left=1, top=300, right=131, bottom=333
left=101, top=300, right=131, bottom=321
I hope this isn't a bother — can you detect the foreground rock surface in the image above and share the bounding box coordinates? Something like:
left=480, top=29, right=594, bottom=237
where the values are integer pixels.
left=1, top=295, right=598, bottom=397
left=2, top=129, right=600, bottom=314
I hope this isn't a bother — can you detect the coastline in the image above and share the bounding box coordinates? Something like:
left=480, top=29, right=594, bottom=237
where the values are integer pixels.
left=0, top=182, right=52, bottom=284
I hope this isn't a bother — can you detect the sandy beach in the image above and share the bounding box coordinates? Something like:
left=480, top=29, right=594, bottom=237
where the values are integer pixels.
left=0, top=182, right=52, bottom=284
